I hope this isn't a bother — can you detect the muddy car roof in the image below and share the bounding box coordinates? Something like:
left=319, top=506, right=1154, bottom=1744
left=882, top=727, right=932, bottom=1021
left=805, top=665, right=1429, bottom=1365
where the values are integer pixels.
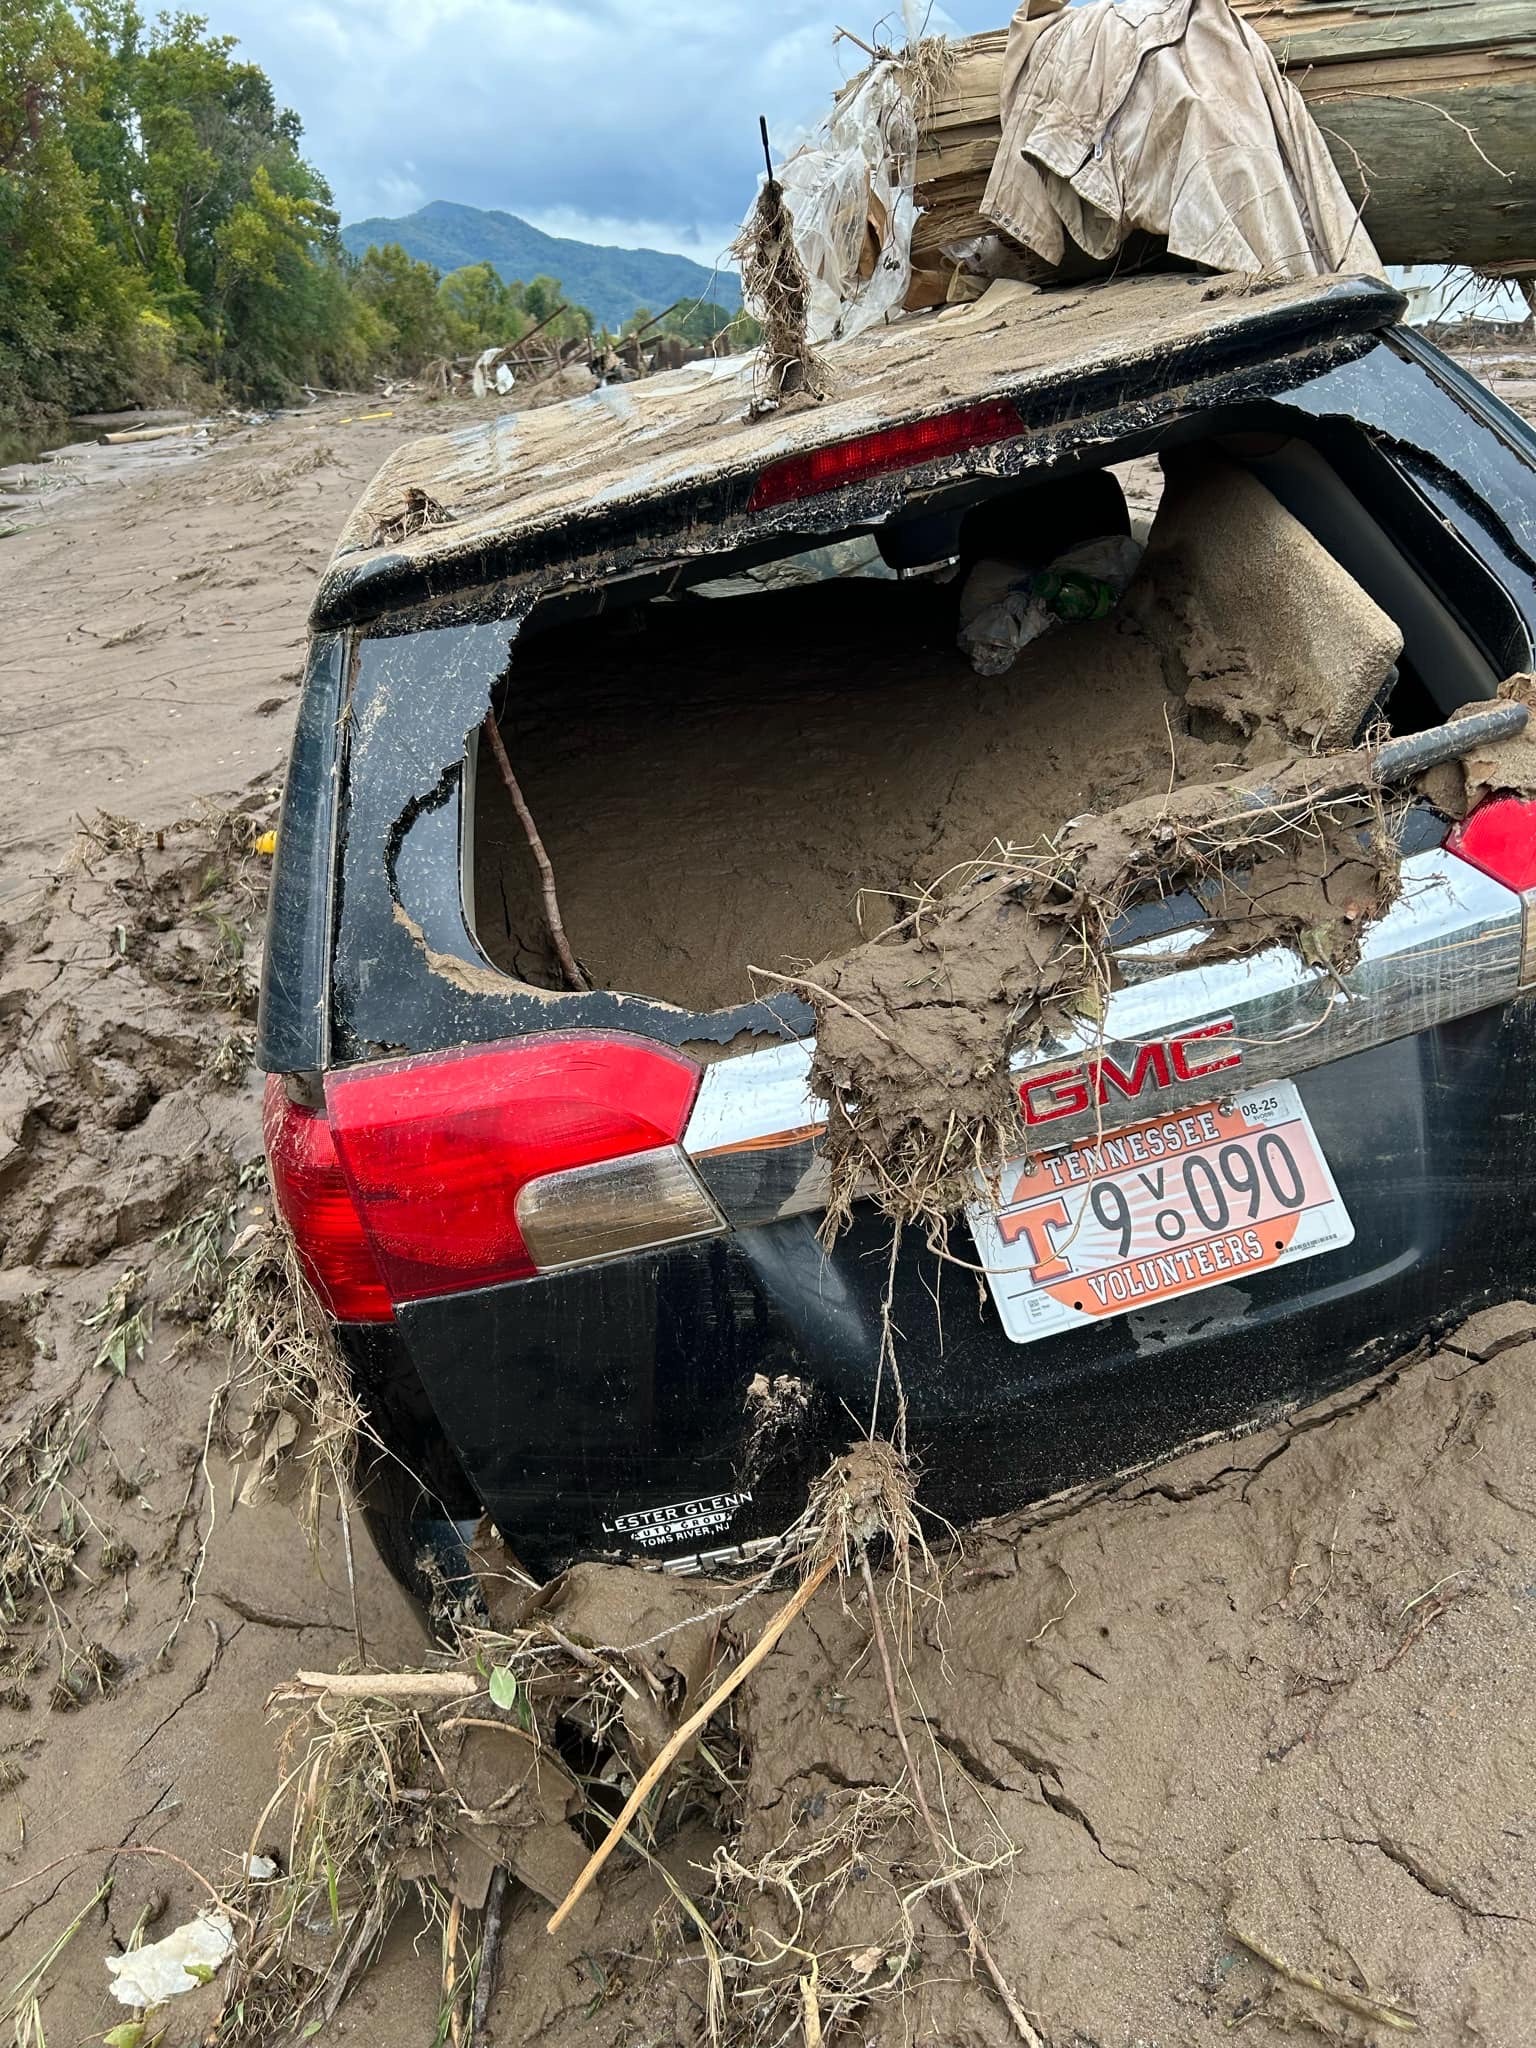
left=316, top=268, right=1404, bottom=631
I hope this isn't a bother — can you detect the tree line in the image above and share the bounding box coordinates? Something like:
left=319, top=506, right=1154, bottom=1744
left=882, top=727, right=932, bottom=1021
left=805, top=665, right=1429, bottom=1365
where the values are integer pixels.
left=2, top=3, right=743, bottom=428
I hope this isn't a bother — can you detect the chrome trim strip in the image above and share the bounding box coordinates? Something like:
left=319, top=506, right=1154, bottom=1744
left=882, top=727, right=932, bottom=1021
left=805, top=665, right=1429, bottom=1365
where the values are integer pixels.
left=684, top=848, right=1524, bottom=1224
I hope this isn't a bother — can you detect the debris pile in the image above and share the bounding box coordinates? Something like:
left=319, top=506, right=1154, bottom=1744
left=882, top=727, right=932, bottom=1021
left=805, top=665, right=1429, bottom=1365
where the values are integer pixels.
left=216, top=1440, right=974, bottom=2045
left=220, top=1313, right=1536, bottom=2047
left=755, top=0, right=1533, bottom=340
left=912, top=0, right=1535, bottom=281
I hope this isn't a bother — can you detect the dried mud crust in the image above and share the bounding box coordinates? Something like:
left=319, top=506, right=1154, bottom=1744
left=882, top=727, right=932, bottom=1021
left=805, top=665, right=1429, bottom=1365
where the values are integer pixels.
left=803, top=758, right=1398, bottom=1234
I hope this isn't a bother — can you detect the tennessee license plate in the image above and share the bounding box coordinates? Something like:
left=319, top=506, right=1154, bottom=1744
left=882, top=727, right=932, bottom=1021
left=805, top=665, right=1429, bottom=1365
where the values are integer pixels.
left=970, top=1081, right=1354, bottom=1344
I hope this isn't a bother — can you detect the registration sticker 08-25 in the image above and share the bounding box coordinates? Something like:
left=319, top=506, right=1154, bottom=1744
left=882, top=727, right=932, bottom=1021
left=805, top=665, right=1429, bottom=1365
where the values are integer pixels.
left=970, top=1081, right=1354, bottom=1345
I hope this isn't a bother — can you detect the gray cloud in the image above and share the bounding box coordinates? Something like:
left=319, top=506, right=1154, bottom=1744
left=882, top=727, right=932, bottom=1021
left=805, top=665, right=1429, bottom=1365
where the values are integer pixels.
left=208, top=0, right=1001, bottom=256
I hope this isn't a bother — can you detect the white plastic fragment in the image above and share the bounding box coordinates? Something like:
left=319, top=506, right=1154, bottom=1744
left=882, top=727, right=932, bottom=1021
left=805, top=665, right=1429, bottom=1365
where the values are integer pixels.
left=243, top=1853, right=279, bottom=1880
left=760, top=58, right=918, bottom=345
left=104, top=1909, right=235, bottom=2007
left=958, top=536, right=1144, bottom=676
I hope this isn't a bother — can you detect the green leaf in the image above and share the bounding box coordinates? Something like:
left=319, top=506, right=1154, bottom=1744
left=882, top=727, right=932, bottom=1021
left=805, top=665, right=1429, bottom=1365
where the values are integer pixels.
left=185, top=1961, right=216, bottom=1985
left=301, top=2023, right=324, bottom=2039
left=104, top=2024, right=146, bottom=2048
left=488, top=1665, right=518, bottom=1713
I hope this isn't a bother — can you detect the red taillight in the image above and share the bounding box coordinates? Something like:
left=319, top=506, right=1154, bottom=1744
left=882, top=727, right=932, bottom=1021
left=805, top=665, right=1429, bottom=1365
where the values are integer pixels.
left=1448, top=795, right=1536, bottom=892
left=747, top=399, right=1024, bottom=511
left=322, top=1033, right=703, bottom=1303
left=263, top=1076, right=394, bottom=1323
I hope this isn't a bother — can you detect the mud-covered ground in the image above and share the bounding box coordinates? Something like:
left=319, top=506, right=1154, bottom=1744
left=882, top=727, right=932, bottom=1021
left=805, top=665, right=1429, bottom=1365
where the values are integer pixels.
left=1, top=351, right=1534, bottom=2048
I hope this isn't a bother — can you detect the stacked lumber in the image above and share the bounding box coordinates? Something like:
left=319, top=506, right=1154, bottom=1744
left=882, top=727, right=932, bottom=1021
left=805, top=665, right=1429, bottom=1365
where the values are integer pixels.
left=913, top=0, right=1536, bottom=274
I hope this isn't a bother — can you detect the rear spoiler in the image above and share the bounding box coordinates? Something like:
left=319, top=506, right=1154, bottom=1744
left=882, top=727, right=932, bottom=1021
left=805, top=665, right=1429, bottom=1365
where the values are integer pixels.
left=313, top=272, right=1405, bottom=634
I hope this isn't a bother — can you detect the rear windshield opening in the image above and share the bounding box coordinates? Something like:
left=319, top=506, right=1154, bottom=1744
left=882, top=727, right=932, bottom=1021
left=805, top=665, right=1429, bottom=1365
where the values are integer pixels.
left=469, top=433, right=1503, bottom=1015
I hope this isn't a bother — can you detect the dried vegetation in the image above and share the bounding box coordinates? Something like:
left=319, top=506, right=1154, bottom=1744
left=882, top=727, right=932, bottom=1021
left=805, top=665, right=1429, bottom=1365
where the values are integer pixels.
left=216, top=1437, right=1052, bottom=2047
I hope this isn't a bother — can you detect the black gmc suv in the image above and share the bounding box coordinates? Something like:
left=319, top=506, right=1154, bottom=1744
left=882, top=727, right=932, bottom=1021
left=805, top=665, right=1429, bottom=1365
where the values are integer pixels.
left=257, top=270, right=1536, bottom=1587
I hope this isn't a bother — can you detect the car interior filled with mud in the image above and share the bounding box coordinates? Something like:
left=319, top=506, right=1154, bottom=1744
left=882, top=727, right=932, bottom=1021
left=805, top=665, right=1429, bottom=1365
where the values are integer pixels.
left=258, top=268, right=1536, bottom=1586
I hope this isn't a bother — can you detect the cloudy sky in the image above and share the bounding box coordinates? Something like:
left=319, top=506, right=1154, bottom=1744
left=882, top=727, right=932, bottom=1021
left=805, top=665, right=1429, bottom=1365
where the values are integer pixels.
left=207, top=0, right=1005, bottom=264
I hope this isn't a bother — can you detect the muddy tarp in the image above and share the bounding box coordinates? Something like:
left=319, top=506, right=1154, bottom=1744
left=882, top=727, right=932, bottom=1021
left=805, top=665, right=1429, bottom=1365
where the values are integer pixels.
left=981, top=0, right=1382, bottom=280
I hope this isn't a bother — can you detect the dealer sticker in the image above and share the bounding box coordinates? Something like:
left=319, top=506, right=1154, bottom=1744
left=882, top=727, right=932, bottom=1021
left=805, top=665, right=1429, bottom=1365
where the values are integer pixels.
left=971, top=1081, right=1353, bottom=1345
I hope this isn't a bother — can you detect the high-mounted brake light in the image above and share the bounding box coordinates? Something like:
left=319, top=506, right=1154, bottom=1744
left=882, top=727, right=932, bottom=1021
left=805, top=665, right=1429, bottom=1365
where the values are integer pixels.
left=322, top=1032, right=719, bottom=1304
left=747, top=398, right=1024, bottom=511
left=1448, top=794, right=1536, bottom=983
left=263, top=1076, right=395, bottom=1323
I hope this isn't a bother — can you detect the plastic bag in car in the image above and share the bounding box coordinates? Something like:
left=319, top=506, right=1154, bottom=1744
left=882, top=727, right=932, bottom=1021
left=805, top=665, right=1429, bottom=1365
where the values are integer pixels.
left=958, top=535, right=1145, bottom=676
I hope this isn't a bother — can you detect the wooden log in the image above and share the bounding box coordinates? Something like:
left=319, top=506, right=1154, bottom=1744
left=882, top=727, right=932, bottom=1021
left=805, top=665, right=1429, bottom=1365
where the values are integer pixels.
left=99, top=422, right=201, bottom=445
left=911, top=2, right=1536, bottom=273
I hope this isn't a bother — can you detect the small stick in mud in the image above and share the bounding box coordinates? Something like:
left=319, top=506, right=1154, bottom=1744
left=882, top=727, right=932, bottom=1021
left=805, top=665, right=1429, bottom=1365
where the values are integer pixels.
left=1229, top=1923, right=1418, bottom=2031
left=290, top=1669, right=478, bottom=1700
left=444, top=1891, right=464, bottom=2048
left=859, top=1552, right=1044, bottom=2048
left=337, top=1489, right=364, bottom=1666
left=748, top=963, right=896, bottom=1044
left=545, top=1553, right=837, bottom=1934
left=480, top=710, right=590, bottom=992
left=470, top=1866, right=508, bottom=2046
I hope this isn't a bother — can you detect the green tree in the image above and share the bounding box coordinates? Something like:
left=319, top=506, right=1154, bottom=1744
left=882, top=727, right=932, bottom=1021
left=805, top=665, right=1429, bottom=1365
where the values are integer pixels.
left=0, top=0, right=142, bottom=421
left=512, top=273, right=592, bottom=343
left=61, top=7, right=371, bottom=399
left=355, top=241, right=447, bottom=366
left=2, top=6, right=611, bottom=423
left=437, top=260, right=525, bottom=352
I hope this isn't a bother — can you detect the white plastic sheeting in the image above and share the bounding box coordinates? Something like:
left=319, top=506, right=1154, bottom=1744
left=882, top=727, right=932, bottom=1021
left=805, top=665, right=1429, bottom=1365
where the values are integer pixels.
left=767, top=60, right=919, bottom=345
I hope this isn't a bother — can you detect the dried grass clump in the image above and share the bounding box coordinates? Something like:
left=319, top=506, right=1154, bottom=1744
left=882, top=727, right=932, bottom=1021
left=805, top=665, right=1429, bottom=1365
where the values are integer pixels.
left=896, top=32, right=957, bottom=121
left=0, top=1388, right=115, bottom=1693
left=224, top=441, right=336, bottom=503
left=224, top=1693, right=457, bottom=2043
left=229, top=1440, right=1043, bottom=2044
left=710, top=1784, right=927, bottom=2042
left=65, top=809, right=157, bottom=868
left=215, top=1213, right=366, bottom=1544
left=731, top=139, right=828, bottom=416
left=801, top=1438, right=923, bottom=1582
left=230, top=1585, right=724, bottom=2042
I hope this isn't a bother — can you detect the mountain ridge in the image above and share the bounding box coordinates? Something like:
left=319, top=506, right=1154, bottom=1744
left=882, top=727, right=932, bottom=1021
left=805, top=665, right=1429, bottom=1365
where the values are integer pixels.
left=339, top=199, right=741, bottom=332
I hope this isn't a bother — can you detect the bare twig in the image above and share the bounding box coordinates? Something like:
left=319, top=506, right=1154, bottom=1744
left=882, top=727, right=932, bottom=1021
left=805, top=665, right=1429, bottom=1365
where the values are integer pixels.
left=470, top=1867, right=508, bottom=2046
left=834, top=23, right=885, bottom=61
left=337, top=1489, right=364, bottom=1667
left=289, top=1670, right=478, bottom=1701
left=444, top=1891, right=464, bottom=2048
left=480, top=711, right=589, bottom=990
left=547, top=1554, right=835, bottom=1933
left=859, top=1555, right=1042, bottom=2045
left=748, top=964, right=894, bottom=1044
left=1230, top=1923, right=1418, bottom=2031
